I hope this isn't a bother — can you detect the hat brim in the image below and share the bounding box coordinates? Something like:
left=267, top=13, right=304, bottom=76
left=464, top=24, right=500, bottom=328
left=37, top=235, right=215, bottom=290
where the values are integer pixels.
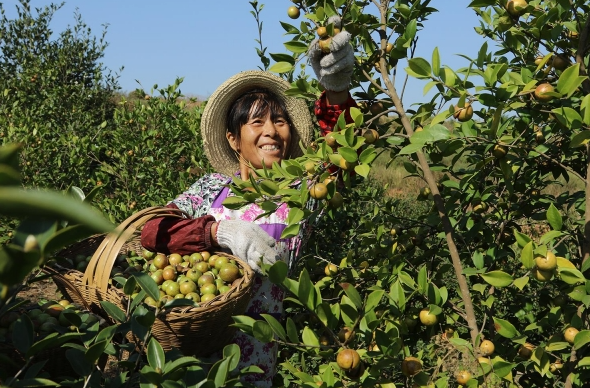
left=200, top=71, right=313, bottom=177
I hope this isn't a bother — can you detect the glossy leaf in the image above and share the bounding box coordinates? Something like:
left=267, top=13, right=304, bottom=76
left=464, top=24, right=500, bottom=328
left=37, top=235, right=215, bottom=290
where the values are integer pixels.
left=481, top=271, right=513, bottom=288
left=260, top=314, right=287, bottom=342
left=252, top=320, right=273, bottom=343
left=493, top=317, right=518, bottom=338
left=340, top=283, right=362, bottom=309
left=100, top=301, right=126, bottom=323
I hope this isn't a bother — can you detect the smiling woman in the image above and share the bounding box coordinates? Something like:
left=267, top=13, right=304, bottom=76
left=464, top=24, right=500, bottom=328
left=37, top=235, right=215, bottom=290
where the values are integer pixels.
left=140, top=31, right=357, bottom=383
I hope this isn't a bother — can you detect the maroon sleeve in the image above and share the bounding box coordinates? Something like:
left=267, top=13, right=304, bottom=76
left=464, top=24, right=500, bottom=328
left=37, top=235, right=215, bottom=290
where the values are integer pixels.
left=140, top=203, right=217, bottom=255
left=314, top=91, right=358, bottom=136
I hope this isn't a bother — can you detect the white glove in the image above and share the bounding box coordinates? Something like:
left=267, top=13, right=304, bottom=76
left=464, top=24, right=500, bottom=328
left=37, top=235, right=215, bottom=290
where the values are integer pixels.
left=308, top=16, right=355, bottom=92
left=216, top=220, right=278, bottom=274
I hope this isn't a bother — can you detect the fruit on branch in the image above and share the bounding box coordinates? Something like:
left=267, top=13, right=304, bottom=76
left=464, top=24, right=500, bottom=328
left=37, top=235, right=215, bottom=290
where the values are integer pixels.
left=325, top=132, right=338, bottom=148
left=319, top=37, right=332, bottom=54
left=456, top=370, right=472, bottom=385
left=317, top=27, right=328, bottom=39
left=492, top=144, right=508, bottom=159
left=552, top=54, right=570, bottom=71
left=534, top=83, right=555, bottom=102
left=385, top=42, right=393, bottom=54
left=325, top=263, right=338, bottom=276
left=532, top=268, right=553, bottom=282
left=336, top=349, right=361, bottom=372
left=328, top=192, right=344, bottom=209
left=310, top=182, right=328, bottom=200
left=564, top=326, right=579, bottom=345
left=338, top=326, right=354, bottom=342
left=419, top=187, right=431, bottom=199
left=535, top=130, right=545, bottom=144
left=362, top=129, right=379, bottom=144
left=453, top=103, right=474, bottom=122
left=401, top=357, right=422, bottom=377
left=535, top=251, right=557, bottom=271
left=287, top=6, right=300, bottom=19
left=480, top=340, right=495, bottom=356
left=518, top=342, right=535, bottom=359
left=506, top=0, right=528, bottom=17
left=369, top=101, right=384, bottom=115
left=339, top=158, right=356, bottom=171
left=419, top=308, right=438, bottom=326
left=304, top=161, right=316, bottom=174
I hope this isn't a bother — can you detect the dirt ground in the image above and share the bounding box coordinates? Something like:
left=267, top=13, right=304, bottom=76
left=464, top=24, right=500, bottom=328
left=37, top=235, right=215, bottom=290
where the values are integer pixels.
left=17, top=274, right=62, bottom=306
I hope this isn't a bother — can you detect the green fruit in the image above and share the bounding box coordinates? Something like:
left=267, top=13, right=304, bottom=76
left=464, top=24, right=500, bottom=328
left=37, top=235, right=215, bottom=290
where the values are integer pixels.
left=214, top=256, right=230, bottom=270
left=153, top=254, right=168, bottom=269
left=185, top=292, right=200, bottom=303
left=142, top=249, right=155, bottom=259
left=189, top=252, right=203, bottom=265
left=179, top=280, right=197, bottom=295
left=197, top=274, right=215, bottom=287
left=200, top=293, right=216, bottom=303
left=195, top=261, right=210, bottom=273
left=186, top=268, right=203, bottom=282
left=218, top=285, right=231, bottom=294
left=168, top=253, right=183, bottom=266
left=166, top=282, right=181, bottom=297
left=219, top=263, right=240, bottom=283
left=200, top=283, right=218, bottom=296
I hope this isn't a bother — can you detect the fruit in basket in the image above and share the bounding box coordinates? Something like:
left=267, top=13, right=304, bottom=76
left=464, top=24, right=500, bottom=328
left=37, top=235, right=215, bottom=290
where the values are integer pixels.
left=140, top=250, right=246, bottom=308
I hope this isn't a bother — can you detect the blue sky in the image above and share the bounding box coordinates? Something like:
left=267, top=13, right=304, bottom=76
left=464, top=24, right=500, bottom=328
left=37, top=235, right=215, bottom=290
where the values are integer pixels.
left=2, top=1, right=489, bottom=107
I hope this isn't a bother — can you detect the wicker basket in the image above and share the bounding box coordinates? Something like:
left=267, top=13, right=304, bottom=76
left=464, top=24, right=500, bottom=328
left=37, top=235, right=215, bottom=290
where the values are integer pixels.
left=48, top=206, right=255, bottom=357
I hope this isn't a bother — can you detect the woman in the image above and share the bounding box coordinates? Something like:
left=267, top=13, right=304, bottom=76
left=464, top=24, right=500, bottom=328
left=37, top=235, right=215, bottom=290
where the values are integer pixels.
left=141, top=16, right=356, bottom=386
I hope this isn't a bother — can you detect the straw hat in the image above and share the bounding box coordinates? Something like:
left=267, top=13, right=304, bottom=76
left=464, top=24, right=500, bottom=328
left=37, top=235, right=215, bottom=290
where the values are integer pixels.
left=200, top=71, right=313, bottom=177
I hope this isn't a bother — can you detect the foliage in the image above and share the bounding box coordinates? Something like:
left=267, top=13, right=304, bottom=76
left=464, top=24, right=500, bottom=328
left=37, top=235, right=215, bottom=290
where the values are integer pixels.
left=0, top=0, right=212, bottom=241
left=225, top=0, right=590, bottom=387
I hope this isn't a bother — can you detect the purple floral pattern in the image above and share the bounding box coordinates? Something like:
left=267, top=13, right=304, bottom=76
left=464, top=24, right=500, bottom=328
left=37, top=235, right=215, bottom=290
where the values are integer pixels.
left=168, top=173, right=302, bottom=386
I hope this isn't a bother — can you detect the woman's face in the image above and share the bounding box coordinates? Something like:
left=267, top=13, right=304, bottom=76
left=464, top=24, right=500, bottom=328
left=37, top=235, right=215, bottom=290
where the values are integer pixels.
left=227, top=108, right=291, bottom=171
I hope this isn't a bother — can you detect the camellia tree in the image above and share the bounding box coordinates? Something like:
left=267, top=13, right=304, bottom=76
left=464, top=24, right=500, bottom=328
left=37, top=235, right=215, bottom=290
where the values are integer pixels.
left=224, top=0, right=590, bottom=387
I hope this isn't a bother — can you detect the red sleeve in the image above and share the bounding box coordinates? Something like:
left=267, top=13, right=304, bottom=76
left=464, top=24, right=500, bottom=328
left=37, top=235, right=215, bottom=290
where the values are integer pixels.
left=140, top=203, right=217, bottom=255
left=314, top=91, right=358, bottom=137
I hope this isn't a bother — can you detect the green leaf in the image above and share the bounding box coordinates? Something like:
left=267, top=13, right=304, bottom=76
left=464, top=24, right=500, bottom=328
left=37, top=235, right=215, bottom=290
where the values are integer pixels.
left=521, top=241, right=534, bottom=269
left=269, top=62, right=293, bottom=74
left=252, top=320, right=273, bottom=343
left=552, top=107, right=583, bottom=130
left=354, top=164, right=371, bottom=178
left=12, top=378, right=59, bottom=387
left=0, top=188, right=113, bottom=233
left=493, top=317, right=518, bottom=338
left=574, top=330, right=590, bottom=350
left=268, top=261, right=288, bottom=285
left=338, top=147, right=358, bottom=163
left=260, top=314, right=287, bottom=341
left=280, top=223, right=300, bottom=239
left=418, top=265, right=427, bottom=294
left=559, top=268, right=586, bottom=284
left=431, top=47, right=440, bottom=76
left=222, top=196, right=249, bottom=209
left=365, top=290, right=384, bottom=313
left=570, top=130, right=590, bottom=148
left=481, top=271, right=513, bottom=287
left=100, top=301, right=126, bottom=323
left=123, top=276, right=137, bottom=296
left=43, top=225, right=99, bottom=258
left=0, top=245, right=40, bottom=286
left=340, top=283, right=362, bottom=309
left=259, top=180, right=279, bottom=195
left=556, top=64, right=586, bottom=98
left=581, top=94, right=590, bottom=126
left=13, top=314, right=34, bottom=354
left=491, top=360, right=517, bottom=378
left=398, top=143, right=423, bottom=155
left=546, top=203, right=562, bottom=231
left=133, top=272, right=161, bottom=302
left=66, top=348, right=93, bottom=376
left=298, top=269, right=316, bottom=311
left=147, top=338, right=165, bottom=371
left=302, top=326, right=319, bottom=347
left=514, top=230, right=532, bottom=248
left=284, top=41, right=308, bottom=53
left=407, top=58, right=432, bottom=78
left=286, top=317, right=298, bottom=343
left=513, top=276, right=529, bottom=290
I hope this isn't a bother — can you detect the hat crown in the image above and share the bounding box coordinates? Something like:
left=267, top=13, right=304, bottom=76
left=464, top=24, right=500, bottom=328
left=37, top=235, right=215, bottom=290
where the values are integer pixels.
left=201, top=71, right=313, bottom=177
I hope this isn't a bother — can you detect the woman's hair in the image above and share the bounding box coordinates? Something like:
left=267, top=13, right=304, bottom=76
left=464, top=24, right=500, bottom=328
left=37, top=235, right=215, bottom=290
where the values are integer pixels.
left=226, top=88, right=293, bottom=144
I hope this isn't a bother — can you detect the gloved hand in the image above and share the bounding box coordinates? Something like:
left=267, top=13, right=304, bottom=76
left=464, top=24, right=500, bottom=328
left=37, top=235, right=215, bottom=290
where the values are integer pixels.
left=216, top=220, right=278, bottom=274
left=308, top=16, right=355, bottom=92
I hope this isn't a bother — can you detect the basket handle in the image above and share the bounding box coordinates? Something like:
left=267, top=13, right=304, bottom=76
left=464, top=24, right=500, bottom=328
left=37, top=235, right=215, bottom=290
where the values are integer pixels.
left=82, top=206, right=188, bottom=293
